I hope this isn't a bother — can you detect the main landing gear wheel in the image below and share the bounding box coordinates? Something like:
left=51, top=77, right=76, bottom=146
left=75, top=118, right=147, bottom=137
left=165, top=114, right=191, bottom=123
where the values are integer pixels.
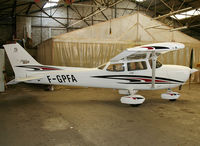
left=120, top=95, right=145, bottom=106
left=130, top=104, right=142, bottom=107
left=161, top=89, right=180, bottom=101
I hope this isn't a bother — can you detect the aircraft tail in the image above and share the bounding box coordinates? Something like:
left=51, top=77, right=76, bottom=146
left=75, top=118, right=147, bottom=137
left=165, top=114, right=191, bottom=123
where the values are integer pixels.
left=3, top=43, right=41, bottom=80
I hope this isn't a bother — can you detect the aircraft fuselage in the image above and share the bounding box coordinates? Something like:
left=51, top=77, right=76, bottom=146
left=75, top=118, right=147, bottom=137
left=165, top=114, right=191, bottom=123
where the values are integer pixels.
left=25, top=64, right=191, bottom=90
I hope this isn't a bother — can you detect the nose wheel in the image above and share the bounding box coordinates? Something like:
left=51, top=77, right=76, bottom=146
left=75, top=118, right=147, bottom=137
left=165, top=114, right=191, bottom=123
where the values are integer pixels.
left=161, top=89, right=180, bottom=101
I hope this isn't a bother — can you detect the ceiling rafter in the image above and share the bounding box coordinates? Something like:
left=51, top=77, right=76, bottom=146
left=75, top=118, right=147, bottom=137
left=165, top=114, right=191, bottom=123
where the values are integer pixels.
left=69, top=5, right=90, bottom=26
left=0, top=0, right=199, bottom=40
left=67, top=0, right=124, bottom=28
left=26, top=2, right=34, bottom=14
left=0, top=2, right=30, bottom=11
left=159, top=0, right=184, bottom=26
left=34, top=2, right=67, bottom=27
left=93, top=0, right=109, bottom=20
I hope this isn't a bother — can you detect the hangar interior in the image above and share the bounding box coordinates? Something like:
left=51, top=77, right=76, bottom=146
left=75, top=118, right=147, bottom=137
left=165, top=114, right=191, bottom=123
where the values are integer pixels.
left=0, top=0, right=200, bottom=146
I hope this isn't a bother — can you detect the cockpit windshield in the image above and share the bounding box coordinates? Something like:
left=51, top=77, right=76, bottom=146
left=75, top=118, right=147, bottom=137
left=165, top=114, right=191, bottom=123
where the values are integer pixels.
left=149, top=60, right=162, bottom=68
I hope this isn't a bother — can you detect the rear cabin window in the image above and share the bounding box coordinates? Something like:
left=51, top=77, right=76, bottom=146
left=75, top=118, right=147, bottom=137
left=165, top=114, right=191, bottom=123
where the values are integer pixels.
left=127, top=61, right=147, bottom=71
left=107, top=63, right=124, bottom=72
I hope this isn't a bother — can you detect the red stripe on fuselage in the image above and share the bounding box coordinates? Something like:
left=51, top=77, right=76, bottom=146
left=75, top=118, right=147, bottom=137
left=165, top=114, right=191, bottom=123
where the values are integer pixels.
left=40, top=67, right=61, bottom=70
left=143, top=47, right=154, bottom=50
left=128, top=77, right=168, bottom=83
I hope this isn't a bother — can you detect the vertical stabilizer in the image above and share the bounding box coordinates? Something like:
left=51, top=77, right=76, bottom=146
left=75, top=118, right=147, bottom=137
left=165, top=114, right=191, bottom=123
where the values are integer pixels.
left=3, top=43, right=40, bottom=78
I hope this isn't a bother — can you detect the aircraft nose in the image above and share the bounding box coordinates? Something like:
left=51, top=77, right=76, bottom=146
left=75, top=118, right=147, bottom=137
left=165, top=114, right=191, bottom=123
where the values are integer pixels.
left=164, top=65, right=191, bottom=83
left=190, top=68, right=198, bottom=74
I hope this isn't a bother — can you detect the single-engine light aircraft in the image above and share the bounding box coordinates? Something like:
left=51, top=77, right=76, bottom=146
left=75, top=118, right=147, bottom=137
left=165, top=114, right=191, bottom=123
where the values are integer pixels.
left=3, top=42, right=198, bottom=106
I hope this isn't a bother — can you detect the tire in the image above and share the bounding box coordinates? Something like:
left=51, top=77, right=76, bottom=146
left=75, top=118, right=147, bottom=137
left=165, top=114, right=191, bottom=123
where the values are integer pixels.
left=169, top=99, right=176, bottom=101
left=130, top=104, right=141, bottom=107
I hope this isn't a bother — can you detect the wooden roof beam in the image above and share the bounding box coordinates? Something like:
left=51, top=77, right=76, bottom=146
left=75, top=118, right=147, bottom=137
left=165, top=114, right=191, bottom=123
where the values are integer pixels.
left=67, top=0, right=124, bottom=28
left=154, top=6, right=193, bottom=20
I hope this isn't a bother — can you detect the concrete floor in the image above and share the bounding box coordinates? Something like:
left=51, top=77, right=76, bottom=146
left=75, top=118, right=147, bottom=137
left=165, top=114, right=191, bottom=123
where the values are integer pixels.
left=0, top=84, right=200, bottom=146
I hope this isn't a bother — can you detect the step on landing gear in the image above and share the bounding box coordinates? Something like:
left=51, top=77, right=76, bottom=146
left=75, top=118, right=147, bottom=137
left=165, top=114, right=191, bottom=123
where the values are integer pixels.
left=120, top=90, right=145, bottom=106
left=161, top=89, right=180, bottom=101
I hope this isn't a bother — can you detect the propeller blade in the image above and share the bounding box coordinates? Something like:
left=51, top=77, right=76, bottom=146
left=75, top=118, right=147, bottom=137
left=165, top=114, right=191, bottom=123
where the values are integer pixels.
left=189, top=74, right=191, bottom=89
left=189, top=48, right=193, bottom=69
left=189, top=48, right=194, bottom=89
left=179, top=85, right=182, bottom=90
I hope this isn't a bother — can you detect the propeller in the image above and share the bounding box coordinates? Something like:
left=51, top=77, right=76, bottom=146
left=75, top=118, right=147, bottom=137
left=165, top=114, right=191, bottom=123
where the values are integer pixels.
left=189, top=48, right=194, bottom=69
left=179, top=85, right=182, bottom=90
left=179, top=48, right=193, bottom=90
left=189, top=48, right=193, bottom=89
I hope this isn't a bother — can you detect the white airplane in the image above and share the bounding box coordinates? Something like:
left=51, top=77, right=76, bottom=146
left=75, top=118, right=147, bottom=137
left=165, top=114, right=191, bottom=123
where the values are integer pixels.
left=3, top=42, right=198, bottom=106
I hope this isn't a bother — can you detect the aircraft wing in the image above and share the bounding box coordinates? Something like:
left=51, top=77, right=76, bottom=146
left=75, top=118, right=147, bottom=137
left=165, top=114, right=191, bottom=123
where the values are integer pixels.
left=111, top=42, right=185, bottom=62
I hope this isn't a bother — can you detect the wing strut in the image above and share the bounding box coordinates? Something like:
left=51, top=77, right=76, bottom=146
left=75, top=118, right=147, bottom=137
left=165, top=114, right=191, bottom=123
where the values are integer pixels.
left=151, top=51, right=157, bottom=88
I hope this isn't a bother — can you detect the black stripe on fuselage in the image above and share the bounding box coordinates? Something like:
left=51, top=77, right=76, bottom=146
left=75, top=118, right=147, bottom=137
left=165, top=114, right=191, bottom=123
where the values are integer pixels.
left=118, top=82, right=174, bottom=84
left=92, top=75, right=184, bottom=84
left=151, top=46, right=169, bottom=49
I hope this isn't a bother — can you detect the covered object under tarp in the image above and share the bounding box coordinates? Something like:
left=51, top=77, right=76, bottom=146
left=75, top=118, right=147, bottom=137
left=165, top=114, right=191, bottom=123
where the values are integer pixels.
left=38, top=12, right=200, bottom=82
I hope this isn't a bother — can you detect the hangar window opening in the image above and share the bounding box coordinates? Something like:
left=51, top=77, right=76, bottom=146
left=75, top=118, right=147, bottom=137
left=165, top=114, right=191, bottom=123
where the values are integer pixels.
left=107, top=63, right=125, bottom=72
left=171, top=8, right=200, bottom=20
left=44, top=0, right=59, bottom=8
left=135, top=0, right=145, bottom=2
left=127, top=61, right=147, bottom=71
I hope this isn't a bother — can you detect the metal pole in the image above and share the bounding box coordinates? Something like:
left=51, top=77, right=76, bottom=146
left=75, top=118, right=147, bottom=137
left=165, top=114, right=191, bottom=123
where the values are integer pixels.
left=151, top=51, right=156, bottom=88
left=0, top=50, right=5, bottom=92
left=67, top=6, right=69, bottom=32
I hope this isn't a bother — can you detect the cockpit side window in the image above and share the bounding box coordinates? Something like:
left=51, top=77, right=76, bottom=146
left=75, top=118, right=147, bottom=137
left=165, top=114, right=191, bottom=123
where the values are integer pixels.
left=107, top=63, right=124, bottom=72
left=127, top=61, right=147, bottom=71
left=149, top=60, right=162, bottom=68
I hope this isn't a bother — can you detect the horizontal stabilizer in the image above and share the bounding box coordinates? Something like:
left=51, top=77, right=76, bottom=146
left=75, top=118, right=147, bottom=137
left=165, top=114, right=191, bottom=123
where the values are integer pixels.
left=7, top=76, right=43, bottom=85
left=7, top=79, right=19, bottom=85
